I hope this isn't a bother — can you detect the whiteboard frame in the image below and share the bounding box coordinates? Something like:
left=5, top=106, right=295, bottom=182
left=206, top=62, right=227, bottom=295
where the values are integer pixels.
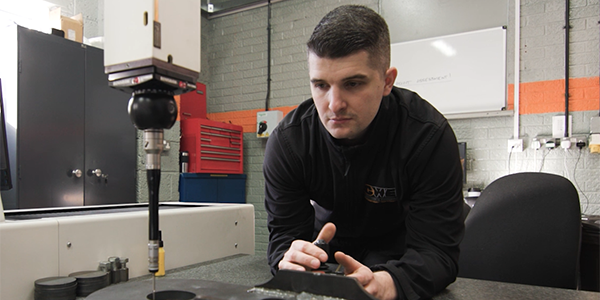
left=390, top=27, right=507, bottom=116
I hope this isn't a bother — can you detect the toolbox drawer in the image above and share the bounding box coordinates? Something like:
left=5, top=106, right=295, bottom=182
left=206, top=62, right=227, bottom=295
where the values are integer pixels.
left=181, top=118, right=243, bottom=174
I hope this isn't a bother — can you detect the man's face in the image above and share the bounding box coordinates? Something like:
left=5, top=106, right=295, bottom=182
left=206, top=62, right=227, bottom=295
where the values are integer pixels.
left=308, top=51, right=396, bottom=144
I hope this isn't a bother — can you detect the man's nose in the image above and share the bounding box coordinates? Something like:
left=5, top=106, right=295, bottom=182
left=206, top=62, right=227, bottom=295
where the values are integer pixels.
left=328, top=87, right=346, bottom=113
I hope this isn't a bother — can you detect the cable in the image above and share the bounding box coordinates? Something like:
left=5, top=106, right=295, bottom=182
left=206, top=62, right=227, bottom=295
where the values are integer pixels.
left=573, top=148, right=590, bottom=214
left=508, top=145, right=515, bottom=174
left=539, top=148, right=552, bottom=172
left=564, top=0, right=571, bottom=138
left=564, top=155, right=570, bottom=179
left=264, top=0, right=272, bottom=111
left=533, top=146, right=538, bottom=171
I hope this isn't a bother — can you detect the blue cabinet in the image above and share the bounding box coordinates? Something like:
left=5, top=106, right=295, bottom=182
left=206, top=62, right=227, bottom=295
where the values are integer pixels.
left=179, top=173, right=246, bottom=203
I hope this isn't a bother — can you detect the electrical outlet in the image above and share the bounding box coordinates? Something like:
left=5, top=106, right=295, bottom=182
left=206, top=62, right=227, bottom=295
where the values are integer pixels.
left=508, top=139, right=523, bottom=152
left=534, top=135, right=588, bottom=150
left=560, top=137, right=572, bottom=149
left=552, top=115, right=572, bottom=138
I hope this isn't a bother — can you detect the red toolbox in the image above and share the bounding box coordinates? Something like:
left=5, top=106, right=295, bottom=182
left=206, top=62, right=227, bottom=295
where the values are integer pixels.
left=180, top=118, right=243, bottom=174
left=179, top=82, right=207, bottom=120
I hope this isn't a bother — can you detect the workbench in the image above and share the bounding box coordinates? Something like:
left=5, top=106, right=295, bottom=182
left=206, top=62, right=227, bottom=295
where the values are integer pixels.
left=85, top=254, right=600, bottom=300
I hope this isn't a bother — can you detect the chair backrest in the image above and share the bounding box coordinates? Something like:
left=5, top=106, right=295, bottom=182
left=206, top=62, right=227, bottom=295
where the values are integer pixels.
left=458, top=172, right=581, bottom=289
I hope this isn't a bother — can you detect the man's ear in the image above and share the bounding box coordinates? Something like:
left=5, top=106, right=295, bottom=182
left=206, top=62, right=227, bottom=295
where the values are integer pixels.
left=383, top=67, right=398, bottom=96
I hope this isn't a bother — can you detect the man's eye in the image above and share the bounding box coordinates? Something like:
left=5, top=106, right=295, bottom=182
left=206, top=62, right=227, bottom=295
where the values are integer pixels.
left=345, top=82, right=361, bottom=88
left=314, top=83, right=327, bottom=89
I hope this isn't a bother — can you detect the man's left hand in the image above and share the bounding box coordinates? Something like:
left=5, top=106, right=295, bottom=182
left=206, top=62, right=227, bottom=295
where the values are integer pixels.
left=334, top=252, right=397, bottom=300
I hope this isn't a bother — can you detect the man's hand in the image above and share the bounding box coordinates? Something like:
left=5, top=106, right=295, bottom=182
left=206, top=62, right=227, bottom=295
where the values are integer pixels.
left=278, top=222, right=336, bottom=271
left=335, top=252, right=397, bottom=300
left=278, top=223, right=397, bottom=300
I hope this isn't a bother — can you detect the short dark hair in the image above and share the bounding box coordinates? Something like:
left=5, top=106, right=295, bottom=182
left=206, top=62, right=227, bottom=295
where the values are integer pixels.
left=307, top=5, right=391, bottom=74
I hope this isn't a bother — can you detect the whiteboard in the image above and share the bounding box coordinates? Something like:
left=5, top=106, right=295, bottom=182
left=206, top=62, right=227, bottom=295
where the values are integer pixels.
left=390, top=27, right=506, bottom=115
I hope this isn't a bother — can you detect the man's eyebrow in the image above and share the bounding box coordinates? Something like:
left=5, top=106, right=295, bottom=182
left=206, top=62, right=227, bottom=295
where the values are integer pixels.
left=310, top=74, right=368, bottom=83
left=342, top=74, right=368, bottom=81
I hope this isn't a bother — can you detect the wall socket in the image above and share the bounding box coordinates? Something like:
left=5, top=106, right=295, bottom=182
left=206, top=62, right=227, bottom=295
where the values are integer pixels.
left=552, top=115, right=572, bottom=138
left=508, top=139, right=523, bottom=152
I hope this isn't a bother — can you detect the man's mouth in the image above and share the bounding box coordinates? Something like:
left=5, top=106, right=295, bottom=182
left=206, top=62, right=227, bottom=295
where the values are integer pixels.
left=329, top=116, right=351, bottom=123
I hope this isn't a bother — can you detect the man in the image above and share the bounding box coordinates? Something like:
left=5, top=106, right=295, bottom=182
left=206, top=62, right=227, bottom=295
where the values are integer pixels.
left=263, top=5, right=464, bottom=300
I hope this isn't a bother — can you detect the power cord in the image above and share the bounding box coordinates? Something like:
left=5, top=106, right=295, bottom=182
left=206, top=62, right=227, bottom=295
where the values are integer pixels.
left=573, top=148, right=590, bottom=214
left=538, top=148, right=553, bottom=172
left=508, top=144, right=516, bottom=174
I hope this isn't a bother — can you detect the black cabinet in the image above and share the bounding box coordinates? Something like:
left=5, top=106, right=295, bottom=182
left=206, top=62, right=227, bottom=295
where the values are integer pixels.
left=0, top=26, right=136, bottom=209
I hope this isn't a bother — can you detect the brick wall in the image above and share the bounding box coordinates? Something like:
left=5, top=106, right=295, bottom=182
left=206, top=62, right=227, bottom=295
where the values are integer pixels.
left=202, top=0, right=600, bottom=257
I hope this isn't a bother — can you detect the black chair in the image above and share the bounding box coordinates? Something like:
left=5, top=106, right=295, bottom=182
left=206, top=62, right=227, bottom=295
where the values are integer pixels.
left=458, top=172, right=581, bottom=289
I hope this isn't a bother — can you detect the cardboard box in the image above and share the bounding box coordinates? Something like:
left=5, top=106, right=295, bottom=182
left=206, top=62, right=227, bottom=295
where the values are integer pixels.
left=49, top=8, right=83, bottom=43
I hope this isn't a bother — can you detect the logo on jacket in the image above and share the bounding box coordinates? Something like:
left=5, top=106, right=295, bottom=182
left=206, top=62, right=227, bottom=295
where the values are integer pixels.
left=364, top=184, right=397, bottom=203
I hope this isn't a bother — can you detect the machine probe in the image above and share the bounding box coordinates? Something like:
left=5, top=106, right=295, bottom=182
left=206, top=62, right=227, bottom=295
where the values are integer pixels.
left=103, top=1, right=201, bottom=298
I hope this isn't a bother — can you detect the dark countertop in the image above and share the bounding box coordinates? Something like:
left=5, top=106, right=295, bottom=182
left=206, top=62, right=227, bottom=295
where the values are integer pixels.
left=158, top=254, right=274, bottom=286
left=85, top=254, right=600, bottom=300
left=436, top=277, right=599, bottom=300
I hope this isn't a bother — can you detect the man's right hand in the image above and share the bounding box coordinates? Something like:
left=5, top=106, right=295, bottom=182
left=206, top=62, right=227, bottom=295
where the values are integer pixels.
left=278, top=222, right=336, bottom=271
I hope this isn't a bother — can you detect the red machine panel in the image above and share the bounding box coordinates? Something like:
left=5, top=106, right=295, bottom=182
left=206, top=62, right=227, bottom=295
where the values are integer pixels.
left=180, top=118, right=243, bottom=174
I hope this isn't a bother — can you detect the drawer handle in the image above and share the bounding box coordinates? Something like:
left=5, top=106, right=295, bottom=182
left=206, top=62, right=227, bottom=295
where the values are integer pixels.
left=202, top=144, right=239, bottom=151
left=201, top=150, right=240, bottom=157
left=201, top=138, right=211, bottom=142
left=200, top=125, right=240, bottom=134
left=203, top=132, right=241, bottom=139
left=201, top=157, right=240, bottom=162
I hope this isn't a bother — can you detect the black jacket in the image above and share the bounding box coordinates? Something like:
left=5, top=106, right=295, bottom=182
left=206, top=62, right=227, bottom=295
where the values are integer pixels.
left=263, top=87, right=465, bottom=300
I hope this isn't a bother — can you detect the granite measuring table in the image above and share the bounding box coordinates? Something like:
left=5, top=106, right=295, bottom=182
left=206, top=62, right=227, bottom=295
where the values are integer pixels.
left=83, top=254, right=599, bottom=300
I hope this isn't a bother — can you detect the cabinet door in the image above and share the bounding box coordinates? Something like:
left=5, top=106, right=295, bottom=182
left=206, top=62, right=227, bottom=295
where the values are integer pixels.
left=17, top=27, right=85, bottom=208
left=83, top=46, right=136, bottom=205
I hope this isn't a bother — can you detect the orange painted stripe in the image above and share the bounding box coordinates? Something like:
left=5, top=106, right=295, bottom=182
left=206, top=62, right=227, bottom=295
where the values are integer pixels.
left=207, top=106, right=297, bottom=133
left=507, top=77, right=599, bottom=114
left=201, top=77, right=599, bottom=133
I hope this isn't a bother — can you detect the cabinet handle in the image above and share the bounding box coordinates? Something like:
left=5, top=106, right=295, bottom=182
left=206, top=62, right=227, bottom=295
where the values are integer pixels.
left=71, top=169, right=82, bottom=178
left=89, top=169, right=103, bottom=177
